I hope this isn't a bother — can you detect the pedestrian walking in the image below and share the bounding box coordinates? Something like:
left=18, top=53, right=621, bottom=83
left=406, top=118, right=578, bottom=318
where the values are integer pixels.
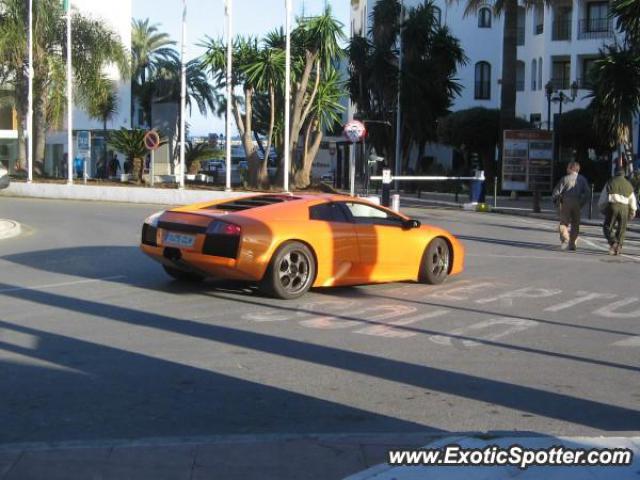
left=598, top=167, right=637, bottom=255
left=551, top=161, right=590, bottom=251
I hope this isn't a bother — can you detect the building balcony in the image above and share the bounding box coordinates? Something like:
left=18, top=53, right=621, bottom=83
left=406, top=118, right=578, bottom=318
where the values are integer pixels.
left=517, top=27, right=525, bottom=46
left=576, top=77, right=594, bottom=90
left=516, top=80, right=525, bottom=92
left=535, top=23, right=544, bottom=35
left=552, top=19, right=572, bottom=41
left=577, top=18, right=613, bottom=39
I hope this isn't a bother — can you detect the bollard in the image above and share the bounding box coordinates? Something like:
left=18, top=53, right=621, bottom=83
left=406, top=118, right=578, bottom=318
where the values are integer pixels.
left=391, top=193, right=400, bottom=212
left=589, top=183, right=594, bottom=219
left=493, top=176, right=498, bottom=209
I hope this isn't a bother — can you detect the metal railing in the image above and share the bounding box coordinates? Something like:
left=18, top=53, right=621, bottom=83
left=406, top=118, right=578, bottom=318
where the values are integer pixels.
left=516, top=80, right=525, bottom=92
left=578, top=18, right=613, bottom=39
left=576, top=76, right=593, bottom=90
left=517, top=27, right=525, bottom=46
left=550, top=76, right=571, bottom=90
left=552, top=19, right=572, bottom=40
left=535, top=23, right=544, bottom=35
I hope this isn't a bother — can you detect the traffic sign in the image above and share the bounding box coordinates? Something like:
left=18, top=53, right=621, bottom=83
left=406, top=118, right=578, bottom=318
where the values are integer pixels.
left=343, top=120, right=366, bottom=143
left=144, top=130, right=161, bottom=151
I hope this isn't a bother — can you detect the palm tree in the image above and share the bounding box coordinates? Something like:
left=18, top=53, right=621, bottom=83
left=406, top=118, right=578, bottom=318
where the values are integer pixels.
left=202, top=36, right=263, bottom=187
left=131, top=18, right=178, bottom=126
left=588, top=45, right=640, bottom=158
left=82, top=76, right=119, bottom=176
left=348, top=0, right=465, bottom=173
left=612, top=0, right=640, bottom=46
left=108, top=128, right=147, bottom=183
left=0, top=0, right=129, bottom=175
left=293, top=68, right=345, bottom=187
left=184, top=141, right=213, bottom=174
left=244, top=39, right=285, bottom=187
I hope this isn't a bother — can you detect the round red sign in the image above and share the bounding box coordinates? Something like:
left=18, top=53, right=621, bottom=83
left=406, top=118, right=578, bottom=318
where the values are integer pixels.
left=144, top=130, right=161, bottom=151
left=343, top=120, right=366, bottom=143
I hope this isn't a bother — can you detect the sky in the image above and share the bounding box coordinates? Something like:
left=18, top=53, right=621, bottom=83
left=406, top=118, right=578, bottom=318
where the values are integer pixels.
left=132, top=0, right=351, bottom=136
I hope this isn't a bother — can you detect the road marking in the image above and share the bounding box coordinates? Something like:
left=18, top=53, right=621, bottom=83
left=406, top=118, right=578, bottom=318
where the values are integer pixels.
left=593, top=297, right=640, bottom=319
left=355, top=309, right=450, bottom=338
left=300, top=304, right=415, bottom=330
left=612, top=336, right=640, bottom=347
left=429, top=317, right=538, bottom=348
left=544, top=292, right=617, bottom=312
left=0, top=276, right=126, bottom=294
left=476, top=287, right=562, bottom=306
left=428, top=282, right=497, bottom=301
left=580, top=237, right=640, bottom=262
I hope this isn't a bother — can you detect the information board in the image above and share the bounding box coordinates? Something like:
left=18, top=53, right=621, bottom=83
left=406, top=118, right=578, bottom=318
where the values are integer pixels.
left=502, top=130, right=554, bottom=192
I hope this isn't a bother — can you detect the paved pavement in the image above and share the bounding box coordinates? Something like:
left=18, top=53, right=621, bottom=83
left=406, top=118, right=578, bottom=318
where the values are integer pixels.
left=0, top=197, right=639, bottom=479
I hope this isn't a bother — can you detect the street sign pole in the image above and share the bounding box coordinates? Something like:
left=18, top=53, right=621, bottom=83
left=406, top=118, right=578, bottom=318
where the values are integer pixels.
left=343, top=120, right=367, bottom=197
left=150, top=149, right=155, bottom=187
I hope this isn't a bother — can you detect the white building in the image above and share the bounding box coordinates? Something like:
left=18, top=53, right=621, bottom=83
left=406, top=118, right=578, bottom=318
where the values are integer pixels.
left=349, top=0, right=639, bottom=167
left=0, top=0, right=131, bottom=176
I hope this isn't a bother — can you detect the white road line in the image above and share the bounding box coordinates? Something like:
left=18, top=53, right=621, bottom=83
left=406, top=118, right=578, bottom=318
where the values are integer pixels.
left=613, top=336, right=640, bottom=347
left=0, top=276, right=126, bottom=294
left=466, top=254, right=598, bottom=262
left=580, top=237, right=640, bottom=262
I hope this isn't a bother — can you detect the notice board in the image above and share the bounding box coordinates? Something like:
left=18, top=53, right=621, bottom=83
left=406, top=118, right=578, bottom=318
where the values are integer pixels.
left=502, top=130, right=554, bottom=192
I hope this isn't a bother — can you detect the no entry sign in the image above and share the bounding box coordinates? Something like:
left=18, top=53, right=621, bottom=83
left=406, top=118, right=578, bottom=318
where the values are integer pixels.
left=144, top=130, right=161, bottom=151
left=343, top=120, right=366, bottom=143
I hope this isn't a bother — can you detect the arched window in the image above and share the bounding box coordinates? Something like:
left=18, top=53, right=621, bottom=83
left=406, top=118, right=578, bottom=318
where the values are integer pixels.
left=433, top=6, right=442, bottom=25
left=474, top=62, right=491, bottom=99
left=516, top=61, right=525, bottom=91
left=478, top=7, right=492, bottom=28
left=531, top=59, right=537, bottom=91
left=538, top=57, right=543, bottom=91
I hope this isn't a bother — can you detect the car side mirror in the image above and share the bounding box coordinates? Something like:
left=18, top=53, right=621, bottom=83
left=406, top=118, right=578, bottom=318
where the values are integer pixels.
left=402, top=219, right=421, bottom=229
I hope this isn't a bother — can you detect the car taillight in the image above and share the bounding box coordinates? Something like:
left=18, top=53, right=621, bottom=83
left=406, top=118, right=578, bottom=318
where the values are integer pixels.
left=207, top=221, right=241, bottom=236
left=203, top=221, right=241, bottom=258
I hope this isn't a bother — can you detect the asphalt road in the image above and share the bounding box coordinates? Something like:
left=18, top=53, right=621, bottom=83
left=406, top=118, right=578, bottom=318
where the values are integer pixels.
left=0, top=197, right=639, bottom=446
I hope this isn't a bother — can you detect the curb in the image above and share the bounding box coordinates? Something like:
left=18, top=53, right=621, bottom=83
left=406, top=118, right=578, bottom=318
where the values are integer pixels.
left=0, top=183, right=252, bottom=206
left=0, top=219, right=21, bottom=240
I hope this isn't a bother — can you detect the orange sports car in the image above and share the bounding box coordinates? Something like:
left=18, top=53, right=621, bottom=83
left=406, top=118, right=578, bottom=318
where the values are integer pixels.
left=140, top=193, right=464, bottom=299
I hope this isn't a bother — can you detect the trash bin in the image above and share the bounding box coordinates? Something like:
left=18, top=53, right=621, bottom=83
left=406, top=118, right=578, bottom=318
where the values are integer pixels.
left=469, top=170, right=486, bottom=203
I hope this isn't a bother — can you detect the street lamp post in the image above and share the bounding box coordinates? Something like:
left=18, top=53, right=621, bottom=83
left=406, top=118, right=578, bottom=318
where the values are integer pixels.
left=283, top=0, right=292, bottom=192
left=393, top=0, right=404, bottom=191
left=552, top=81, right=579, bottom=165
left=545, top=81, right=554, bottom=132
left=66, top=0, right=73, bottom=185
left=178, top=0, right=187, bottom=190
left=224, top=0, right=233, bottom=191
left=27, top=0, right=33, bottom=183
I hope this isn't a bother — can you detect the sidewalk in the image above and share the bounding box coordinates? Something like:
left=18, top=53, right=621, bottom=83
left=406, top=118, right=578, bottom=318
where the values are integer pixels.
left=346, top=435, right=640, bottom=480
left=0, top=219, right=21, bottom=240
left=1, top=434, right=637, bottom=479
left=400, top=191, right=640, bottom=233
left=0, top=433, right=438, bottom=480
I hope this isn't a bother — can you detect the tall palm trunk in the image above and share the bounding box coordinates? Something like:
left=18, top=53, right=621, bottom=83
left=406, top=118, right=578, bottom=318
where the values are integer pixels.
left=258, top=83, right=276, bottom=189
left=500, top=0, right=518, bottom=127
left=34, top=96, right=47, bottom=176
left=14, top=70, right=27, bottom=172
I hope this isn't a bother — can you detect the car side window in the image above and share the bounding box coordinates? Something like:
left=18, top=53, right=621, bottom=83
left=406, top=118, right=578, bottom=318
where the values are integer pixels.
left=309, top=203, right=350, bottom=223
left=343, top=202, right=404, bottom=226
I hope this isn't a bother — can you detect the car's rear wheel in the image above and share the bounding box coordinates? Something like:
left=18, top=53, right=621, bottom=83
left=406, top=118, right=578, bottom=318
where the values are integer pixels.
left=163, top=265, right=205, bottom=282
left=420, top=238, right=450, bottom=285
left=261, top=241, right=316, bottom=299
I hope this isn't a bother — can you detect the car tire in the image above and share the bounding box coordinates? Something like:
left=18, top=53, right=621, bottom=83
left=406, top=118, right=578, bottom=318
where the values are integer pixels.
left=163, top=265, right=205, bottom=282
left=419, top=238, right=451, bottom=285
left=261, top=241, right=316, bottom=299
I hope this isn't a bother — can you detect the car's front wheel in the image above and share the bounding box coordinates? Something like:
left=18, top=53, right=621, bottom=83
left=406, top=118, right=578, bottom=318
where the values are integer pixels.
left=261, top=241, right=316, bottom=299
left=419, top=238, right=450, bottom=285
left=163, top=265, right=205, bottom=282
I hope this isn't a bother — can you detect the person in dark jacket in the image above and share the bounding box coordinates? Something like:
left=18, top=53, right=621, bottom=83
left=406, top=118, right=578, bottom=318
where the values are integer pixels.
left=598, top=167, right=637, bottom=255
left=551, top=161, right=590, bottom=250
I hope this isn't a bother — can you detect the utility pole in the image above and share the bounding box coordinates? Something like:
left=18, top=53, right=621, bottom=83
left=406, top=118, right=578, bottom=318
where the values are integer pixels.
left=224, top=0, right=233, bottom=191
left=66, top=0, right=73, bottom=185
left=27, top=0, right=33, bottom=183
left=394, top=0, right=404, bottom=191
left=283, top=0, right=292, bottom=192
left=178, top=0, right=187, bottom=189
